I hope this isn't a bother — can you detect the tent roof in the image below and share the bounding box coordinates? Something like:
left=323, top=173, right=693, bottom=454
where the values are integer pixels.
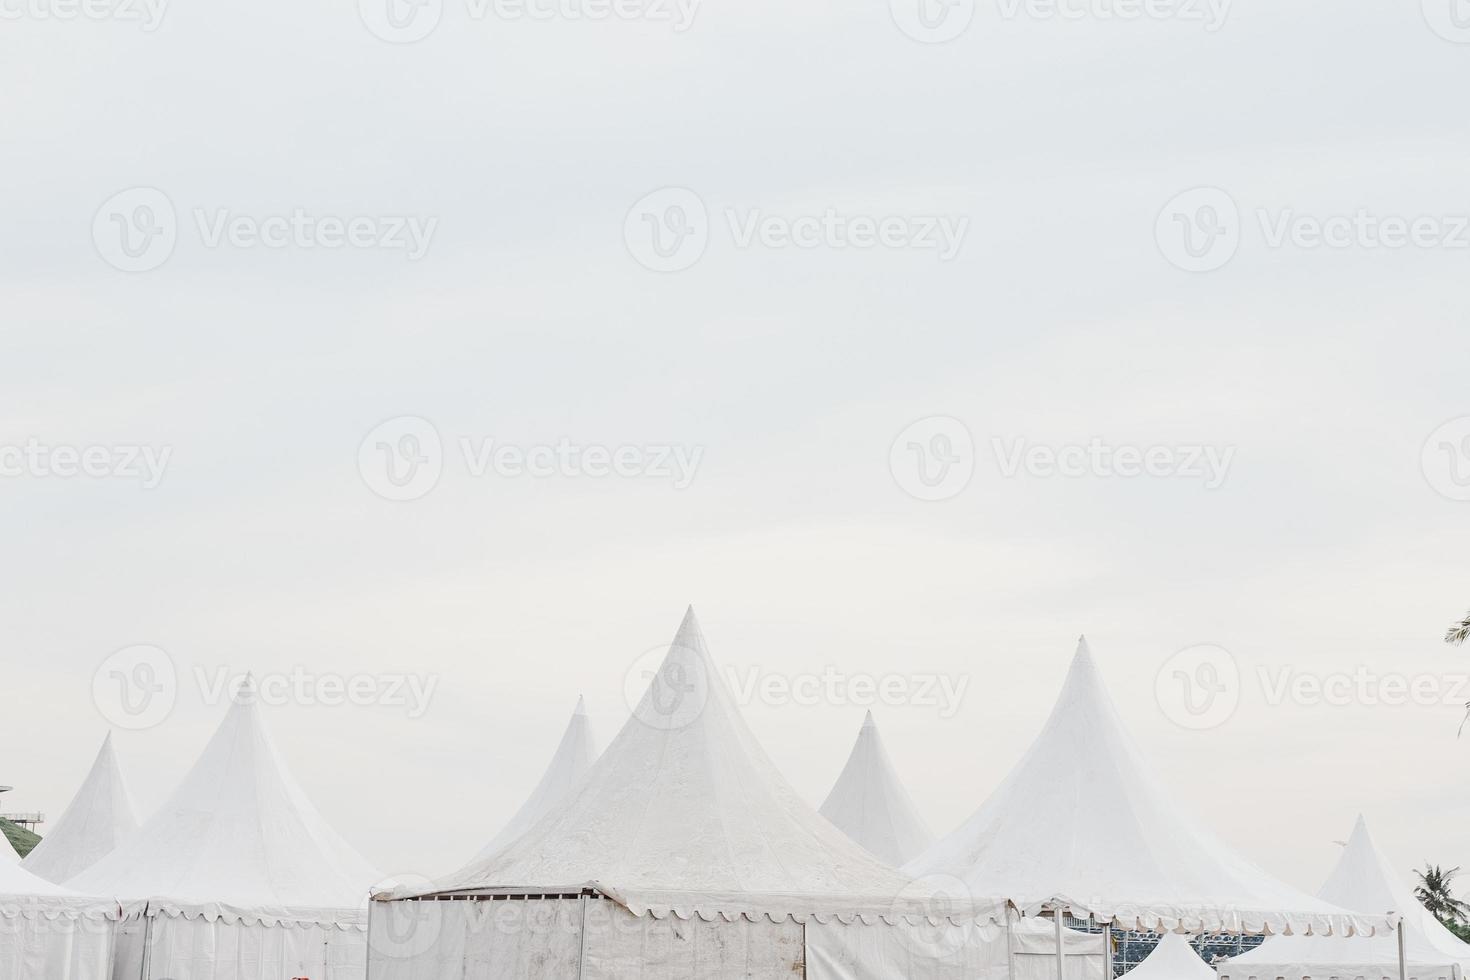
left=23, top=734, right=140, bottom=884
left=468, top=696, right=596, bottom=865
left=906, top=638, right=1391, bottom=937
left=1223, top=816, right=1470, bottom=974
left=819, top=711, right=934, bottom=867
left=68, top=678, right=381, bottom=913
left=1125, top=933, right=1216, bottom=980
left=408, top=608, right=1003, bottom=923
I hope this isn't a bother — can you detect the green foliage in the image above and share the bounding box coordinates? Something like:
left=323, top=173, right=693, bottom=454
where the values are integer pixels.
left=0, top=817, right=40, bottom=858
left=1416, top=864, right=1470, bottom=927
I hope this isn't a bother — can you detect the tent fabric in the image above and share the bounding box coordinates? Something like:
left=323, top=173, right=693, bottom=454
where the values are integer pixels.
left=112, top=903, right=368, bottom=980
left=1126, top=933, right=1216, bottom=980
left=23, top=733, right=140, bottom=884
left=367, top=895, right=807, bottom=980
left=1218, top=817, right=1470, bottom=980
left=819, top=711, right=935, bottom=868
left=906, top=638, right=1391, bottom=938
left=68, top=677, right=382, bottom=918
left=399, top=608, right=1007, bottom=926
left=0, top=832, right=119, bottom=980
left=469, top=696, right=596, bottom=865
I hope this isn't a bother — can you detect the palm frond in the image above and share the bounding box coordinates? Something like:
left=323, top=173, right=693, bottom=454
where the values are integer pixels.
left=1446, top=611, right=1470, bottom=645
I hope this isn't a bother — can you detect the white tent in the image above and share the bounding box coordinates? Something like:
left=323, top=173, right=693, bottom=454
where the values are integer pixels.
left=1218, top=816, right=1470, bottom=980
left=373, top=608, right=1013, bottom=980
left=23, top=732, right=140, bottom=884
left=907, top=637, right=1390, bottom=938
left=0, top=834, right=118, bottom=979
left=1127, top=934, right=1216, bottom=980
left=468, top=695, right=595, bottom=864
left=819, top=710, right=935, bottom=867
left=69, top=678, right=383, bottom=980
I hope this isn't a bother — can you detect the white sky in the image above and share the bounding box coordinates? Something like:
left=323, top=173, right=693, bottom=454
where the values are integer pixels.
left=2, top=0, right=1469, bottom=900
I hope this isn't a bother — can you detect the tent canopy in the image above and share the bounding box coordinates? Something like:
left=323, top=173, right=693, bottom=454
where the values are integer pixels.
left=1220, top=816, right=1470, bottom=979
left=1128, top=934, right=1217, bottom=980
left=906, top=638, right=1391, bottom=937
left=398, top=608, right=1005, bottom=925
left=819, top=710, right=934, bottom=867
left=68, top=677, right=381, bottom=919
left=23, top=733, right=139, bottom=884
left=468, top=695, right=595, bottom=865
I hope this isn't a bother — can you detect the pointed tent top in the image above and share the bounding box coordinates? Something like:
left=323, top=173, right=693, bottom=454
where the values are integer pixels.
left=672, top=604, right=706, bottom=652
left=428, top=608, right=927, bottom=919
left=907, top=636, right=1392, bottom=937
left=467, top=695, right=598, bottom=865
left=68, top=689, right=381, bottom=908
left=820, top=706, right=934, bottom=867
left=21, top=733, right=140, bottom=884
left=573, top=694, right=587, bottom=716
left=232, top=672, right=257, bottom=705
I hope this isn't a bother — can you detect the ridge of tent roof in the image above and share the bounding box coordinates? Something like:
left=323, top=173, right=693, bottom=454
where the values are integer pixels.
left=22, top=733, right=140, bottom=884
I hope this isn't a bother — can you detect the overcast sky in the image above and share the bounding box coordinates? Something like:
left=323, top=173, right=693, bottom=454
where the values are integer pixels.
left=2, top=0, right=1469, bottom=899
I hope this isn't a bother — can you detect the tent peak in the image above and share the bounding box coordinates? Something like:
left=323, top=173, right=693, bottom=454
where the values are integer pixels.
left=671, top=605, right=708, bottom=655
left=573, top=694, right=587, bottom=716
left=861, top=709, right=876, bottom=729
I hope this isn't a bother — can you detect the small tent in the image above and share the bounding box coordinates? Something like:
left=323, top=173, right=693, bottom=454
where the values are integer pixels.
left=1127, top=934, right=1216, bottom=980
left=468, top=695, right=595, bottom=865
left=907, top=638, right=1390, bottom=938
left=1218, top=817, right=1470, bottom=980
left=374, top=608, right=1012, bottom=980
left=0, top=832, right=118, bottom=979
left=68, top=678, right=383, bottom=980
left=819, top=711, right=935, bottom=868
left=23, top=733, right=140, bottom=884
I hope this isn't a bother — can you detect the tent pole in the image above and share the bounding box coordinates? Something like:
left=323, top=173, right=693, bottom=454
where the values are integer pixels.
left=1056, top=908, right=1066, bottom=980
left=1398, top=918, right=1408, bottom=980
left=1005, top=908, right=1017, bottom=980
left=1102, top=921, right=1112, bottom=980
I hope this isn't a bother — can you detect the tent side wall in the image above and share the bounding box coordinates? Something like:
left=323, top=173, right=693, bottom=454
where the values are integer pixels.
left=368, top=895, right=1024, bottom=980
left=0, top=899, right=117, bottom=980
left=123, top=903, right=368, bottom=980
